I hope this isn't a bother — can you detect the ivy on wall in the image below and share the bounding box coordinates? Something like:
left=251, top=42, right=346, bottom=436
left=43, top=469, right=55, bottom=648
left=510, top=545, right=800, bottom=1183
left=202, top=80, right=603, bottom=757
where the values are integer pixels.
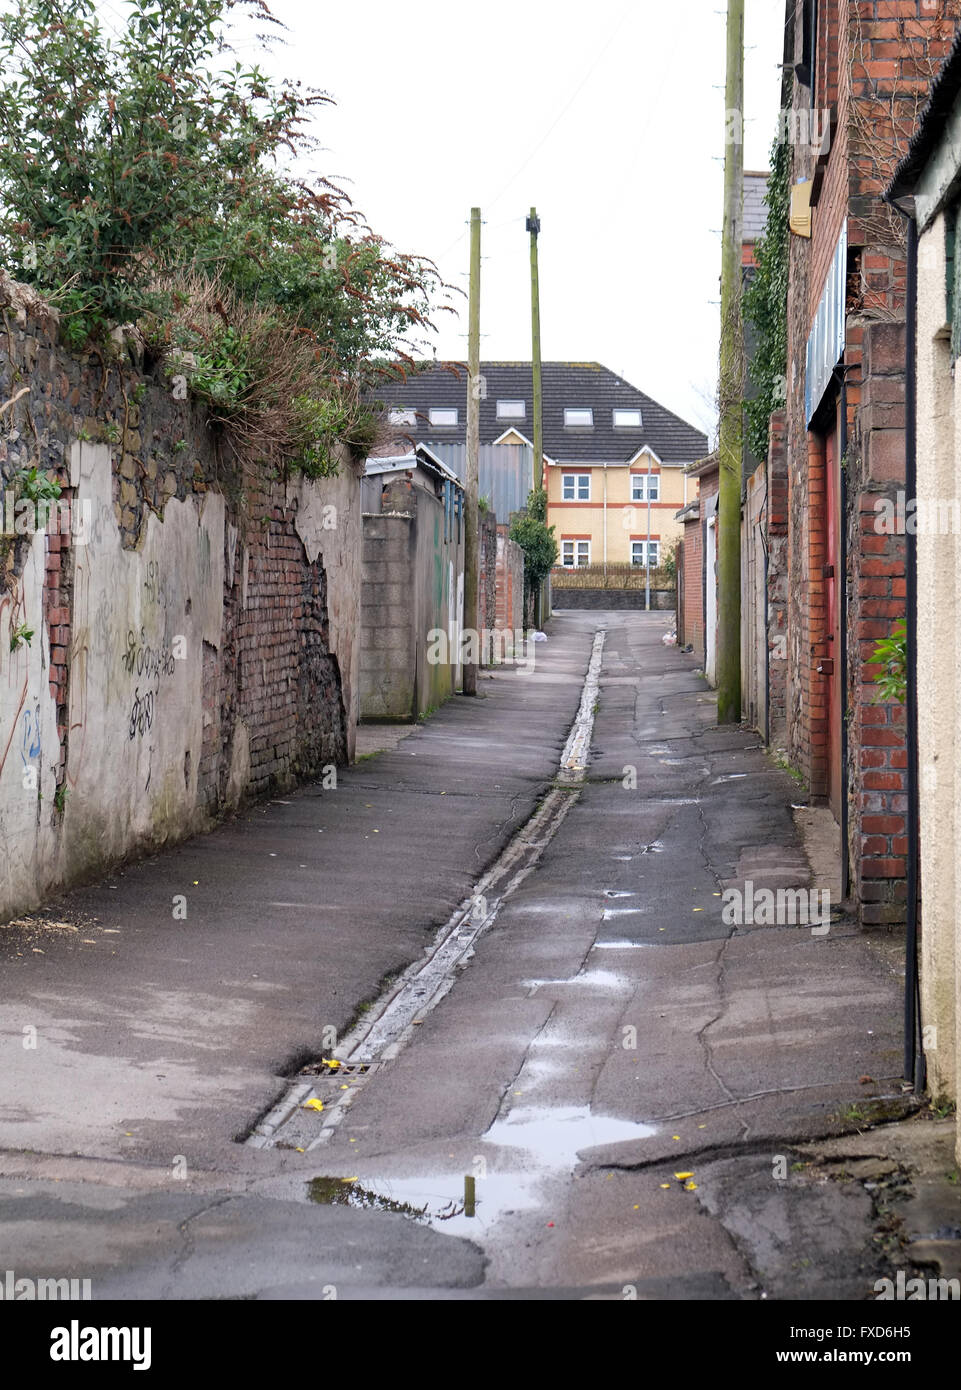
left=743, top=132, right=790, bottom=463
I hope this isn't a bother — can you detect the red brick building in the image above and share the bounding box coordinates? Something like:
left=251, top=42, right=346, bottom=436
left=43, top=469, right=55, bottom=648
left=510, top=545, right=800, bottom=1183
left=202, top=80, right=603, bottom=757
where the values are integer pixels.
left=765, top=0, right=959, bottom=923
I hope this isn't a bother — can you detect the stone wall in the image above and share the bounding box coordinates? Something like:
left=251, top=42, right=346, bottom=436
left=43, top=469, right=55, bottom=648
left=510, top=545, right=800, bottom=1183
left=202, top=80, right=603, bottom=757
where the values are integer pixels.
left=0, top=278, right=360, bottom=920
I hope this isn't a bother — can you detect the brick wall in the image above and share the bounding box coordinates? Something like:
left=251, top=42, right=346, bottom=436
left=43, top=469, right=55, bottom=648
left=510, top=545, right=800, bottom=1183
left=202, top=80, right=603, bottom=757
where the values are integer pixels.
left=0, top=278, right=356, bottom=920
left=480, top=511, right=498, bottom=638
left=767, top=410, right=789, bottom=744
left=494, top=525, right=524, bottom=635
left=680, top=518, right=703, bottom=658
left=777, top=0, right=957, bottom=925
left=847, top=321, right=909, bottom=923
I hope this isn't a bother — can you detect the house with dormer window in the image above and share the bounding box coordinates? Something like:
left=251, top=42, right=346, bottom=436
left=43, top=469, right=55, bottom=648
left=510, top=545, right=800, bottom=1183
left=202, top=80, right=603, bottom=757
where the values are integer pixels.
left=372, top=362, right=708, bottom=572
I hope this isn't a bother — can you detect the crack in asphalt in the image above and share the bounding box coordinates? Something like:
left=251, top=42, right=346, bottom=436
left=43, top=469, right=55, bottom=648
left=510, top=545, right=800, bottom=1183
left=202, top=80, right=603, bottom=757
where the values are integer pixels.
left=163, top=1194, right=235, bottom=1298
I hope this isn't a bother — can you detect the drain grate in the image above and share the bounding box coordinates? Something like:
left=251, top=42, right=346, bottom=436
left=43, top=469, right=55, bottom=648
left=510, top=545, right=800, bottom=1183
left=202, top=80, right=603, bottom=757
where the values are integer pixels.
left=300, top=1060, right=378, bottom=1079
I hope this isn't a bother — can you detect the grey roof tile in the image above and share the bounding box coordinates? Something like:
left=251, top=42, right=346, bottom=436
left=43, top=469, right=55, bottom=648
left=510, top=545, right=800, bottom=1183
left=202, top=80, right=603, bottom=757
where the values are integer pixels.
left=370, top=362, right=708, bottom=466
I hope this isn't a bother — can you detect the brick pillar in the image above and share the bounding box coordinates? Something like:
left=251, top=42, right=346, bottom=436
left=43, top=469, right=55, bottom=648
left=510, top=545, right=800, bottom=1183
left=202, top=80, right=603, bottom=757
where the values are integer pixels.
left=767, top=410, right=788, bottom=744
left=804, top=430, right=831, bottom=799
left=849, top=320, right=909, bottom=926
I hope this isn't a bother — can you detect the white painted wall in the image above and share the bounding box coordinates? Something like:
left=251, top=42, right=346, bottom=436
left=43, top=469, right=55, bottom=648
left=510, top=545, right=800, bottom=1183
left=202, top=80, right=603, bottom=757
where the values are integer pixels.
left=0, top=443, right=362, bottom=920
left=916, top=211, right=960, bottom=1151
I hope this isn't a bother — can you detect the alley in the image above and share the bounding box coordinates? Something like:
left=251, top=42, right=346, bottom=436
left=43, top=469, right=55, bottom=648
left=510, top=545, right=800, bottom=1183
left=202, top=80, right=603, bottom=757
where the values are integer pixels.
left=0, top=613, right=919, bottom=1300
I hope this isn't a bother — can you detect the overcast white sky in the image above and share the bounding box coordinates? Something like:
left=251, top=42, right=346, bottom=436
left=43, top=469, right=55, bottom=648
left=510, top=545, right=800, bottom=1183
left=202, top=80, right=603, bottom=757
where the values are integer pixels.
left=96, top=0, right=787, bottom=442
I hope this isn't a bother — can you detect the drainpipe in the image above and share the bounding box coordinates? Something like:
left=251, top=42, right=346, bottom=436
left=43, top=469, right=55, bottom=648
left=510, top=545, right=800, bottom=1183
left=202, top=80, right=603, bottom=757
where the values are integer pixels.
left=603, top=464, right=608, bottom=579
left=645, top=455, right=654, bottom=612
left=884, top=193, right=923, bottom=1093
left=756, top=480, right=771, bottom=744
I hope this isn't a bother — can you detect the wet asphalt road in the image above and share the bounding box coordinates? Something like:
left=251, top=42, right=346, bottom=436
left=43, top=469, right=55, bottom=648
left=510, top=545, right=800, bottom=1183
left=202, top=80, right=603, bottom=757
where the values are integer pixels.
left=0, top=612, right=903, bottom=1299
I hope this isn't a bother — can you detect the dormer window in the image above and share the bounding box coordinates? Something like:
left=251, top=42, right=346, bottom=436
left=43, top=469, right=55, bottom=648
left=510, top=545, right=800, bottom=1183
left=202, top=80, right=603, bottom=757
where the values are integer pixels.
left=564, top=408, right=593, bottom=428
left=497, top=400, right=526, bottom=420
left=614, top=409, right=642, bottom=428
left=389, top=408, right=416, bottom=427
left=429, top=408, right=458, bottom=427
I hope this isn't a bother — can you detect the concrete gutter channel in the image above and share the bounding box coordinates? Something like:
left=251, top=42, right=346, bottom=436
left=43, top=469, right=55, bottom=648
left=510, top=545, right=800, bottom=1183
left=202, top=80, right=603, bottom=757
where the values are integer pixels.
left=249, top=616, right=961, bottom=1297
left=3, top=612, right=958, bottom=1299
left=249, top=629, right=608, bottom=1151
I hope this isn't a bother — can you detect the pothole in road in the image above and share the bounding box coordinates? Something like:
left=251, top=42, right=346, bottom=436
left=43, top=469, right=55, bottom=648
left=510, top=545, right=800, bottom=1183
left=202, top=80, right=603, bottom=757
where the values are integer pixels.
left=306, top=1105, right=658, bottom=1237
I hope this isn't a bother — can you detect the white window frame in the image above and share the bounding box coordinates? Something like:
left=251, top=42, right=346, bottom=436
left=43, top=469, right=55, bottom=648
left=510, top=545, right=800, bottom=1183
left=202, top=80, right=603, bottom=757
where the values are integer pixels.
left=561, top=472, right=591, bottom=502
left=562, top=539, right=591, bottom=568
left=631, top=473, right=660, bottom=503
left=564, top=408, right=594, bottom=428
left=496, top=399, right=526, bottom=420
left=631, top=540, right=660, bottom=568
left=429, top=407, right=458, bottom=427
left=389, top=408, right=416, bottom=427
left=614, top=408, right=643, bottom=428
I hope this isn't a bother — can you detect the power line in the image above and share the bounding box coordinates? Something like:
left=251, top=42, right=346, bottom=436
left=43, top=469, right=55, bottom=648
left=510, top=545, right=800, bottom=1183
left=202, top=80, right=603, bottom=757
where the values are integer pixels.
left=484, top=3, right=634, bottom=214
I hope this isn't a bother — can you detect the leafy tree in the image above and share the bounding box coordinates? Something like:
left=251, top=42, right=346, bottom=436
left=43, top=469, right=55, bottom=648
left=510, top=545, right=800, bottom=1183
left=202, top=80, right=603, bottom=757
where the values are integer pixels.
left=0, top=0, right=450, bottom=470
left=510, top=497, right=558, bottom=628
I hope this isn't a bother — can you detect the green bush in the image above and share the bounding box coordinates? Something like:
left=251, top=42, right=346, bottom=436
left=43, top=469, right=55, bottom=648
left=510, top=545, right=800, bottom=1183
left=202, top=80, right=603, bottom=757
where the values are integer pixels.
left=0, top=0, right=449, bottom=473
left=870, top=621, right=907, bottom=705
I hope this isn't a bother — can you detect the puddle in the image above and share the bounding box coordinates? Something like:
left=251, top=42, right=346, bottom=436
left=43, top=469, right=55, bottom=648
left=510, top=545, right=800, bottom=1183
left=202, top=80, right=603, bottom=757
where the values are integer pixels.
left=484, top=1105, right=656, bottom=1168
left=308, top=1173, right=539, bottom=1236
left=592, top=941, right=651, bottom=950
left=308, top=1176, right=432, bottom=1220
left=524, top=968, right=625, bottom=992
left=603, top=891, right=635, bottom=899
left=602, top=908, right=645, bottom=920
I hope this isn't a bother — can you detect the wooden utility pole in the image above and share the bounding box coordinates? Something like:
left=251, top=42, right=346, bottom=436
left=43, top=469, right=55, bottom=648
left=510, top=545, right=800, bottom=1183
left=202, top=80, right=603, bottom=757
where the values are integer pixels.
left=527, top=209, right=543, bottom=497
left=717, top=0, right=744, bottom=724
left=463, top=206, right=482, bottom=696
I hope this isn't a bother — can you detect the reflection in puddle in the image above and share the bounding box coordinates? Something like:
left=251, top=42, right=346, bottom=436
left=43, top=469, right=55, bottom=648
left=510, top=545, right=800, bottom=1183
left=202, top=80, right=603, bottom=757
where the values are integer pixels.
left=484, top=1105, right=656, bottom=1168
left=592, top=940, right=651, bottom=950
left=308, top=1172, right=539, bottom=1236
left=308, top=1176, right=433, bottom=1221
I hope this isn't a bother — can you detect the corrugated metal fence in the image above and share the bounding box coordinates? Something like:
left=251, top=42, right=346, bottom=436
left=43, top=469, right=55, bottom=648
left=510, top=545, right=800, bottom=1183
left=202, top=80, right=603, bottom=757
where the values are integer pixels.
left=427, top=444, right=533, bottom=525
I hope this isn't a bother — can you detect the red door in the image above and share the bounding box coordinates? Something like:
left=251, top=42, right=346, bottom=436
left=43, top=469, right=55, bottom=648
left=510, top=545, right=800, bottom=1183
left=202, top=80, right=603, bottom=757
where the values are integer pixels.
left=825, top=425, right=842, bottom=821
